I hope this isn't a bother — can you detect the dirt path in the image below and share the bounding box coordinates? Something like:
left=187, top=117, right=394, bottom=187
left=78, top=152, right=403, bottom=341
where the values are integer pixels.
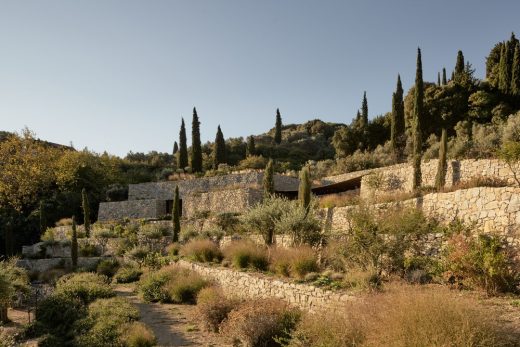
left=115, top=285, right=230, bottom=347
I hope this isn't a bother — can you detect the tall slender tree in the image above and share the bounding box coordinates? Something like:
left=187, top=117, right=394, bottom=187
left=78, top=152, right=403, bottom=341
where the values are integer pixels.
left=511, top=44, right=520, bottom=97
left=263, top=159, right=275, bottom=195
left=391, top=74, right=405, bottom=156
left=191, top=107, right=203, bottom=173
left=173, top=141, right=179, bottom=155
left=274, top=109, right=282, bottom=144
left=499, top=42, right=510, bottom=94
left=360, top=91, right=369, bottom=130
left=435, top=128, right=448, bottom=190
left=412, top=48, right=424, bottom=190
left=246, top=136, right=256, bottom=157
left=298, top=166, right=311, bottom=211
left=213, top=125, right=227, bottom=169
left=178, top=118, right=188, bottom=170
left=437, top=72, right=441, bottom=86
left=81, top=188, right=90, bottom=237
left=71, top=216, right=78, bottom=269
left=454, top=50, right=465, bottom=80
left=39, top=200, right=46, bottom=235
left=442, top=67, right=447, bottom=85
left=172, top=185, right=180, bottom=242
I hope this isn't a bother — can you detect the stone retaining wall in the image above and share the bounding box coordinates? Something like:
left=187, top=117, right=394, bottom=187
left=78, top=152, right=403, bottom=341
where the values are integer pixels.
left=177, top=260, right=354, bottom=313
left=16, top=257, right=103, bottom=273
left=98, top=199, right=166, bottom=221
left=183, top=188, right=263, bottom=219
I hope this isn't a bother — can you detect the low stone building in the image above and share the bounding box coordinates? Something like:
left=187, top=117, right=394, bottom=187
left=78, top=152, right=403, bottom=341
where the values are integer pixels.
left=98, top=171, right=299, bottom=221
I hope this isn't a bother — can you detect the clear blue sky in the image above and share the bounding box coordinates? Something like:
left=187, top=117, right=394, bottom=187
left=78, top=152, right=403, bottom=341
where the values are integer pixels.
left=1, top=0, right=519, bottom=157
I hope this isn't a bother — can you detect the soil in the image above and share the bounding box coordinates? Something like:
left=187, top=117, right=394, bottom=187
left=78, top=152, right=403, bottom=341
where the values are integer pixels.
left=114, top=285, right=231, bottom=347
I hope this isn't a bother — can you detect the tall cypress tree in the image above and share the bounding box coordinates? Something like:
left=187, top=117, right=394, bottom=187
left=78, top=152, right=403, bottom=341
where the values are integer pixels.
left=213, top=125, right=227, bottom=169
left=246, top=136, right=256, bottom=157
left=178, top=118, right=188, bottom=170
left=454, top=50, right=465, bottom=80
left=81, top=188, right=90, bottom=237
left=442, top=67, right=447, bottom=85
left=361, top=91, right=368, bottom=129
left=499, top=42, right=510, bottom=94
left=298, top=166, right=311, bottom=211
left=511, top=44, right=520, bottom=96
left=173, top=141, right=179, bottom=155
left=274, top=109, right=282, bottom=144
left=71, top=216, right=78, bottom=269
left=437, top=72, right=441, bottom=86
left=263, top=159, right=275, bottom=196
left=391, top=74, right=405, bottom=156
left=412, top=48, right=424, bottom=190
left=435, top=128, right=448, bottom=190
left=191, top=107, right=203, bottom=172
left=172, top=185, right=180, bottom=242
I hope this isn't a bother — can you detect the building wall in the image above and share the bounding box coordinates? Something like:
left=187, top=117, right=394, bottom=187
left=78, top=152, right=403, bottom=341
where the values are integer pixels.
left=98, top=199, right=166, bottom=221
left=182, top=187, right=263, bottom=219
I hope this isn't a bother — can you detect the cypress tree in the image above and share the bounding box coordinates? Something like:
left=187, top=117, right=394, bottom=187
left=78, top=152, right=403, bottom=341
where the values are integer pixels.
left=274, top=109, right=282, bottom=144
left=71, top=216, right=78, bottom=269
left=81, top=188, right=90, bottom=237
left=391, top=74, right=405, bottom=156
left=178, top=118, right=188, bottom=170
left=298, top=166, right=311, bottom=211
left=454, top=50, right=465, bottom=80
left=499, top=42, right=510, bottom=94
left=213, top=125, right=227, bottom=169
left=511, top=44, right=520, bottom=96
left=435, top=128, right=448, bottom=190
left=246, top=136, right=256, bottom=157
left=442, top=67, right=447, bottom=85
left=173, top=141, right=179, bottom=155
left=437, top=72, right=441, bottom=86
left=191, top=107, right=203, bottom=173
left=412, top=48, right=424, bottom=190
left=172, top=185, right=180, bottom=243
left=361, top=91, right=368, bottom=129
left=263, top=159, right=275, bottom=196
left=39, top=200, right=46, bottom=235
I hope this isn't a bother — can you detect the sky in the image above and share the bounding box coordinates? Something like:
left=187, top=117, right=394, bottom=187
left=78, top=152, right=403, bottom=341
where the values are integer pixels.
left=0, top=1, right=519, bottom=157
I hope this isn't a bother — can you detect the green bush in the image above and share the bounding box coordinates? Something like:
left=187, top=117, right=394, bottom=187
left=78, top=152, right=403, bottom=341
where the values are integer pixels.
left=120, top=321, right=157, bottom=347
left=96, top=258, right=120, bottom=278
left=241, top=196, right=290, bottom=244
left=138, top=269, right=172, bottom=303
left=197, top=287, right=239, bottom=332
left=55, top=272, right=114, bottom=304
left=35, top=293, right=86, bottom=337
left=274, top=200, right=322, bottom=246
left=180, top=239, right=223, bottom=263
left=220, top=298, right=301, bottom=347
left=114, top=264, right=143, bottom=283
left=223, top=240, right=269, bottom=271
left=79, top=243, right=101, bottom=257
left=166, top=272, right=208, bottom=304
left=127, top=246, right=150, bottom=267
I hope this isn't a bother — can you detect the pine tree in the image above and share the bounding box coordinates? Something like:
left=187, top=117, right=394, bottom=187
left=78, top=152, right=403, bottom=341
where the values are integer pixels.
left=298, top=166, right=311, bottom=210
left=71, top=216, right=78, bottom=269
left=499, top=42, right=510, bottom=94
left=178, top=118, right=188, bottom=170
left=454, top=50, right=465, bottom=80
left=173, top=141, right=179, bottom=154
left=81, top=188, right=90, bottom=237
left=435, top=128, right=448, bottom=190
left=442, top=68, right=447, bottom=85
left=263, top=159, right=275, bottom=196
left=412, top=48, right=424, bottom=190
left=172, top=185, right=180, bottom=242
left=213, top=125, right=227, bottom=169
left=39, top=200, right=46, bottom=235
left=246, top=136, right=256, bottom=157
left=511, top=43, right=520, bottom=96
left=191, top=107, right=203, bottom=173
left=274, top=109, right=282, bottom=144
left=391, top=74, right=405, bottom=156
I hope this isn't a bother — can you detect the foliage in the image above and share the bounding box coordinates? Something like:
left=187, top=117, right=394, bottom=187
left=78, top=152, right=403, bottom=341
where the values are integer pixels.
left=180, top=239, right=223, bottom=263
left=241, top=195, right=290, bottom=245
left=178, top=118, right=189, bottom=170
left=238, top=155, right=268, bottom=170
left=0, top=258, right=29, bottom=323
left=114, top=263, right=143, bottom=283
left=274, top=108, right=283, bottom=144
left=119, top=321, right=157, bottom=347
left=96, top=258, right=120, bottom=278
left=220, top=298, right=301, bottom=347
left=172, top=185, right=181, bottom=242
left=223, top=240, right=269, bottom=271
left=55, top=272, right=114, bottom=304
left=412, top=48, right=424, bottom=190
left=263, top=159, right=275, bottom=196
left=269, top=246, right=319, bottom=279
left=196, top=287, right=240, bottom=332
left=35, top=293, right=86, bottom=338
left=213, top=125, right=227, bottom=169
left=81, top=188, right=91, bottom=237
left=191, top=107, right=203, bottom=173
left=71, top=217, right=78, bottom=269
left=274, top=199, right=322, bottom=246
left=127, top=245, right=150, bottom=267
left=298, top=166, right=311, bottom=210
left=166, top=272, right=208, bottom=304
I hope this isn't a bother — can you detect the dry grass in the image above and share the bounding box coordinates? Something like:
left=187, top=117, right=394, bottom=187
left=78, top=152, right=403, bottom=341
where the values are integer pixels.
left=318, top=191, right=360, bottom=208
left=441, top=176, right=510, bottom=193
left=120, top=321, right=157, bottom=347
left=196, top=287, right=240, bottom=332
left=269, top=246, right=319, bottom=279
left=180, top=239, right=222, bottom=263
left=222, top=240, right=269, bottom=271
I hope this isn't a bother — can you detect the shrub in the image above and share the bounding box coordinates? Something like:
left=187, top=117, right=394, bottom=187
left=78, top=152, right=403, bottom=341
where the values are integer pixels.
left=269, top=246, right=319, bottom=278
left=165, top=243, right=180, bottom=256
left=138, top=268, right=172, bottom=303
left=196, top=287, right=239, bottom=332
left=120, top=322, right=157, bottom=347
left=180, top=239, right=223, bottom=263
left=220, top=299, right=301, bottom=347
left=79, top=243, right=101, bottom=257
left=444, top=233, right=520, bottom=294
left=166, top=272, right=209, bottom=304
left=35, top=293, right=86, bottom=337
left=114, top=264, right=143, bottom=283
left=127, top=246, right=150, bottom=267
left=96, top=258, right=120, bottom=278
left=214, top=212, right=243, bottom=234
left=56, top=218, right=73, bottom=226
left=241, top=196, right=290, bottom=244
left=55, top=272, right=113, bottom=304
left=223, top=240, right=269, bottom=271
left=274, top=200, right=322, bottom=246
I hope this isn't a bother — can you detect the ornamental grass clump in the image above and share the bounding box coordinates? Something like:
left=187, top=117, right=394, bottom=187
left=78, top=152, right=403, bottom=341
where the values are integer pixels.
left=222, top=240, right=268, bottom=271
left=180, top=239, right=223, bottom=263
left=269, top=246, right=319, bottom=279
left=196, top=287, right=240, bottom=332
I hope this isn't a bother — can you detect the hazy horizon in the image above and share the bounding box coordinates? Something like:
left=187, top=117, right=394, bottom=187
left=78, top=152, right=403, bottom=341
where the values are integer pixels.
left=1, top=0, right=519, bottom=156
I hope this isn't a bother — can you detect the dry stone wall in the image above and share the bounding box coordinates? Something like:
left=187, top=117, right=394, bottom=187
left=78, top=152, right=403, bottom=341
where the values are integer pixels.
left=177, top=260, right=354, bottom=313
left=98, top=199, right=166, bottom=221
left=183, top=188, right=263, bottom=219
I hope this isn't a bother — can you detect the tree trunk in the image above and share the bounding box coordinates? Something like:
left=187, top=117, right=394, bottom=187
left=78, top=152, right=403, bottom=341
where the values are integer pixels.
left=0, top=304, right=9, bottom=324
